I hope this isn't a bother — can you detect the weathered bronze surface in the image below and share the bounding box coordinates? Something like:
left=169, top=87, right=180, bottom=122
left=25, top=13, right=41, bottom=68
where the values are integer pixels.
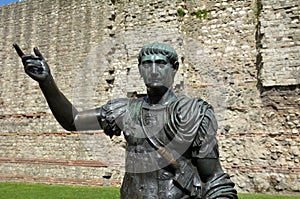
left=14, top=42, right=237, bottom=198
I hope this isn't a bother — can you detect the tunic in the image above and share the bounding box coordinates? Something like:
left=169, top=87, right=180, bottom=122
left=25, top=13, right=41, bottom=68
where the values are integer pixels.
left=96, top=94, right=221, bottom=199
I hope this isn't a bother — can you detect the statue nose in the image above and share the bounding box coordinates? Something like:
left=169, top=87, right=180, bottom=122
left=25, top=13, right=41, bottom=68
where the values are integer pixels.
left=151, top=64, right=159, bottom=77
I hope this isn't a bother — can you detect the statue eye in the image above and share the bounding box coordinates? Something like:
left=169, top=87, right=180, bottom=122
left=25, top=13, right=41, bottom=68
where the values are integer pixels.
left=158, top=63, right=166, bottom=68
left=141, top=61, right=151, bottom=68
left=142, top=63, right=151, bottom=68
left=156, top=60, right=167, bottom=65
left=155, top=60, right=167, bottom=68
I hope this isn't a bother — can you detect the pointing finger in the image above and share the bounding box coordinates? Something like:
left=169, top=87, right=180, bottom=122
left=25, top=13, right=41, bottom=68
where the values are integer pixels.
left=13, top=43, right=25, bottom=58
left=33, top=47, right=44, bottom=59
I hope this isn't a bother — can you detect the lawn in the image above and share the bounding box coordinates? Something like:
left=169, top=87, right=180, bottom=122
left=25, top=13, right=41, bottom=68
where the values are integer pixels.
left=0, top=182, right=119, bottom=199
left=0, top=182, right=299, bottom=199
left=239, top=193, right=300, bottom=199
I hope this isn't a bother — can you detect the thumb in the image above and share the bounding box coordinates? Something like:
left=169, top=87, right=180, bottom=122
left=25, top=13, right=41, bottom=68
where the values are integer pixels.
left=33, top=47, right=45, bottom=59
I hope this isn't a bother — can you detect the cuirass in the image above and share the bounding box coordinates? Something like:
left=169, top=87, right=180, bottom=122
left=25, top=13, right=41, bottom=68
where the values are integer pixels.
left=124, top=103, right=170, bottom=173
left=123, top=102, right=170, bottom=146
left=121, top=102, right=185, bottom=199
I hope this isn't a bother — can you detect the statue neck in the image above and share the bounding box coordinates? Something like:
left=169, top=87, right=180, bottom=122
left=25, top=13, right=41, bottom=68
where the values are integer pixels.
left=146, top=87, right=176, bottom=105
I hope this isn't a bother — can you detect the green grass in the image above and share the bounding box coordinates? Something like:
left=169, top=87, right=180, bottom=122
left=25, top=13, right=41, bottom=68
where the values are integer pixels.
left=0, top=182, right=299, bottom=199
left=239, top=193, right=300, bottom=199
left=0, top=182, right=120, bottom=199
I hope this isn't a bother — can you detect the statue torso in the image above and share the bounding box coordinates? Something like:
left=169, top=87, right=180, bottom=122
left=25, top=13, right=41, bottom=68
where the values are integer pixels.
left=121, top=98, right=189, bottom=199
left=100, top=95, right=208, bottom=199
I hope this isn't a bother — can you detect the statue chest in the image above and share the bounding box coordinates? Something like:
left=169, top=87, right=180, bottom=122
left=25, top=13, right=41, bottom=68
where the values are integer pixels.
left=124, top=104, right=168, bottom=147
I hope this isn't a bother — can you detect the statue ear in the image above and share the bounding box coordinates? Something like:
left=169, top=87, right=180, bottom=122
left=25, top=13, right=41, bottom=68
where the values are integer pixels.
left=173, top=61, right=179, bottom=71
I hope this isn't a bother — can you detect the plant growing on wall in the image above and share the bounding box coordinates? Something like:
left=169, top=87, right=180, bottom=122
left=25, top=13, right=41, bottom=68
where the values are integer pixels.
left=177, top=8, right=208, bottom=20
left=191, top=9, right=208, bottom=19
left=177, top=8, right=185, bottom=17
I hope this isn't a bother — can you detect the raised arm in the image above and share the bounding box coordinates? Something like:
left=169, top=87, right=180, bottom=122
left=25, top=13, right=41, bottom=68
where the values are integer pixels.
left=13, top=44, right=101, bottom=131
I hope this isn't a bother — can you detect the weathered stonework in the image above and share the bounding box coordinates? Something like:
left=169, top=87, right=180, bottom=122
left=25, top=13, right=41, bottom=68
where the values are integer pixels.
left=259, top=0, right=299, bottom=87
left=0, top=0, right=299, bottom=195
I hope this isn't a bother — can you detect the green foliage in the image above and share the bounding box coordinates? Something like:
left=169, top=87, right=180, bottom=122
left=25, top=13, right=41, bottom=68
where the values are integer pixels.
left=251, top=0, right=262, bottom=19
left=191, top=9, right=208, bottom=19
left=177, top=8, right=185, bottom=17
left=177, top=8, right=208, bottom=19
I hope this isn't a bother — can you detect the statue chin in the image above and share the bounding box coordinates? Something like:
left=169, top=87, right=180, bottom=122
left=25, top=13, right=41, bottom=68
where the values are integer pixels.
left=146, top=83, right=170, bottom=90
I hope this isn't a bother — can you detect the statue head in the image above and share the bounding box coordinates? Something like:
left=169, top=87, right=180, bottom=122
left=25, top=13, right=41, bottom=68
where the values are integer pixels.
left=138, top=42, right=179, bottom=70
left=138, top=43, right=179, bottom=89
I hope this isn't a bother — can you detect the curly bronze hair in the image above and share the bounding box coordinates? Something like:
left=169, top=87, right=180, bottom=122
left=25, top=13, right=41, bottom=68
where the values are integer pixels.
left=138, top=43, right=179, bottom=70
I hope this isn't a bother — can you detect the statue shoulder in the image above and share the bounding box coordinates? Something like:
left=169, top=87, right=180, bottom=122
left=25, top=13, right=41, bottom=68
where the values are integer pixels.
left=101, top=98, right=130, bottom=119
left=99, top=98, right=130, bottom=137
left=169, top=95, right=210, bottom=114
left=106, top=98, right=130, bottom=106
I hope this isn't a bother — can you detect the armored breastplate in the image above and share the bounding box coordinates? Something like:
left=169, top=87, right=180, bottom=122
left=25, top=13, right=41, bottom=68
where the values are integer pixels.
left=121, top=99, right=190, bottom=199
left=124, top=102, right=170, bottom=172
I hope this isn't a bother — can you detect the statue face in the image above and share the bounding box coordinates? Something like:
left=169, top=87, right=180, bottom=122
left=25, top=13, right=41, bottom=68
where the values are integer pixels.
left=139, top=54, right=176, bottom=89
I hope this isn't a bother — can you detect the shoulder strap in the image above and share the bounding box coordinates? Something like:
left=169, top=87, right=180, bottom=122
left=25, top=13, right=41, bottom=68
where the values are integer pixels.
left=127, top=98, right=144, bottom=122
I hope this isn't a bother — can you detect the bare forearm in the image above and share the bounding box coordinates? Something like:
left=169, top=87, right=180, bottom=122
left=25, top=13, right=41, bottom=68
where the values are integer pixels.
left=39, top=76, right=103, bottom=131
left=39, top=75, right=77, bottom=131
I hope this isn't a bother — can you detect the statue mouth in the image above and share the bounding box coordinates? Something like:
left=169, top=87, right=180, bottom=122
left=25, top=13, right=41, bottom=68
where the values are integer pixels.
left=147, top=80, right=163, bottom=85
left=148, top=77, right=162, bottom=82
left=145, top=83, right=170, bottom=90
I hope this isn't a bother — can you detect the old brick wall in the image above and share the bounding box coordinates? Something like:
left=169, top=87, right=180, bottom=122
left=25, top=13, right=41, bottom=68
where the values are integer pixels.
left=0, top=0, right=299, bottom=194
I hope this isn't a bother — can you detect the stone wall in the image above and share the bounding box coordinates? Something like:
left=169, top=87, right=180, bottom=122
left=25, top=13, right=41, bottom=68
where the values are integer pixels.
left=0, top=0, right=299, bottom=195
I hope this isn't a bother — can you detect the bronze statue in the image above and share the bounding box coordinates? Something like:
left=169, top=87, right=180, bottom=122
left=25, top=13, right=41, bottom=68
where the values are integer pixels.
left=14, top=42, right=237, bottom=199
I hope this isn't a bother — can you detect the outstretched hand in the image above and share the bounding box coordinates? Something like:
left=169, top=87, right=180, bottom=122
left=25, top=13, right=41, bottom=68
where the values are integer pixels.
left=13, top=43, right=51, bottom=82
